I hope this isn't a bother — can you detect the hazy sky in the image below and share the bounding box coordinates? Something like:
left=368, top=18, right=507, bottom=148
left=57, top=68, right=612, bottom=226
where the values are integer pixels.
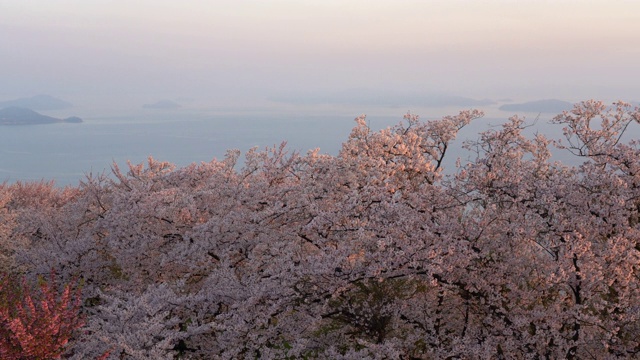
left=2, top=0, right=640, bottom=108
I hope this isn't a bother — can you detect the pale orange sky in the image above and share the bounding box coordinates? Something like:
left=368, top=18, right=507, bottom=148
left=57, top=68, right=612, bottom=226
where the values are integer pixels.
left=1, top=0, right=639, bottom=107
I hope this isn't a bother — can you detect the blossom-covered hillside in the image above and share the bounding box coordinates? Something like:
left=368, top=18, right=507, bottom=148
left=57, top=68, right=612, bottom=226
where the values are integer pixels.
left=1, top=100, right=639, bottom=359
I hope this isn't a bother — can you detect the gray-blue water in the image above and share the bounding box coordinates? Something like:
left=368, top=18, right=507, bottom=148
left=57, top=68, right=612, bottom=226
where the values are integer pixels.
left=0, top=111, right=393, bottom=186
left=2, top=109, right=633, bottom=187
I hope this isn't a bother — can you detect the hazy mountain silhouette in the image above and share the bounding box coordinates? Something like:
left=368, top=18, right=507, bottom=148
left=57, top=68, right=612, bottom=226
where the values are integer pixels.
left=0, top=95, right=73, bottom=111
left=268, top=90, right=495, bottom=108
left=499, top=99, right=573, bottom=113
left=143, top=100, right=182, bottom=109
left=0, top=107, right=82, bottom=125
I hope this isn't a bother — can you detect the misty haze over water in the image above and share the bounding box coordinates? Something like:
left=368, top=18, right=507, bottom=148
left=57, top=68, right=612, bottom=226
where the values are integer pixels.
left=0, top=106, right=386, bottom=186
left=3, top=101, right=630, bottom=187
left=3, top=1, right=639, bottom=187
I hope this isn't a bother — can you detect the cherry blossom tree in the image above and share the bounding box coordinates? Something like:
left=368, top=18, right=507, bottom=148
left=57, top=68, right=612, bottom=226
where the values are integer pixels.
left=0, top=271, right=84, bottom=359
left=4, top=101, right=640, bottom=358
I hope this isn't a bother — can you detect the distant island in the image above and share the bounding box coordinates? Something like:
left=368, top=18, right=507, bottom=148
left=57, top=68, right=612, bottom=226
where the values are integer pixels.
left=143, top=100, right=181, bottom=109
left=0, top=94, right=73, bottom=111
left=0, top=107, right=82, bottom=125
left=268, top=90, right=495, bottom=108
left=499, top=99, right=574, bottom=113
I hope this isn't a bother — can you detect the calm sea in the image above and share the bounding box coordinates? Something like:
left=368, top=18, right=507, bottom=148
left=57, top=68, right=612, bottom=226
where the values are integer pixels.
left=0, top=110, right=406, bottom=186
left=2, top=107, right=630, bottom=187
